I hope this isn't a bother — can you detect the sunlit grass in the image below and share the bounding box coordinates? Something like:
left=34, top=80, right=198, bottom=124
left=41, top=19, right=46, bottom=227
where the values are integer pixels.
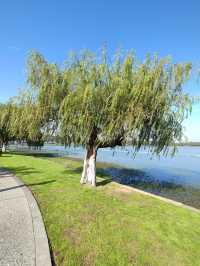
left=1, top=153, right=200, bottom=266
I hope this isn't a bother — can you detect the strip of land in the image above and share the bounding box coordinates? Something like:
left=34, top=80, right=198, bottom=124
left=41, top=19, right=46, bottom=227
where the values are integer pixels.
left=1, top=153, right=200, bottom=266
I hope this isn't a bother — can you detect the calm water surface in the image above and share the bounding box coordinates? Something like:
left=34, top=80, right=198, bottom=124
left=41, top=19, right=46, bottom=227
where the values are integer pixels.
left=43, top=145, right=200, bottom=189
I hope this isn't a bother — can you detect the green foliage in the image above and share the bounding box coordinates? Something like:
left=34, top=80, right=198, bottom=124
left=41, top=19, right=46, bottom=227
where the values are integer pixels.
left=5, top=49, right=193, bottom=156
left=58, top=51, right=191, bottom=155
left=0, top=102, right=14, bottom=147
left=10, top=92, right=44, bottom=148
left=27, top=51, right=69, bottom=130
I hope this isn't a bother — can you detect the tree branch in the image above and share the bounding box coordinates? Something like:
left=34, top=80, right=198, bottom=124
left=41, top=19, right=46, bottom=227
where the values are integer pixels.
left=98, top=135, right=124, bottom=148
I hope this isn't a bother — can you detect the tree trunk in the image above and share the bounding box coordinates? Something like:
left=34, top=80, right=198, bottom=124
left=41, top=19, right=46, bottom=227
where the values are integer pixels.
left=2, top=143, right=6, bottom=153
left=80, top=147, right=97, bottom=186
left=0, top=141, right=2, bottom=156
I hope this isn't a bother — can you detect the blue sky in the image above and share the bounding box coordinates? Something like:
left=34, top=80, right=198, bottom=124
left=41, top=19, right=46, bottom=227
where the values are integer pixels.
left=0, top=0, right=200, bottom=140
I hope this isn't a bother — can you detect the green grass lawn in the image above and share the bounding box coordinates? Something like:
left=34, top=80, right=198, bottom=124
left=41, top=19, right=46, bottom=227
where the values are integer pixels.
left=1, top=153, right=200, bottom=266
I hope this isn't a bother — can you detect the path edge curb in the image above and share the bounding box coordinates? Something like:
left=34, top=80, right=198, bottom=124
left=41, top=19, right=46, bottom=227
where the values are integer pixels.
left=10, top=172, right=52, bottom=266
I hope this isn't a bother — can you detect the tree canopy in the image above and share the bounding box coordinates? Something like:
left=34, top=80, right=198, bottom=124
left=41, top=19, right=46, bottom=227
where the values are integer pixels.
left=10, top=92, right=45, bottom=148
left=26, top=50, right=192, bottom=186
left=0, top=102, right=14, bottom=153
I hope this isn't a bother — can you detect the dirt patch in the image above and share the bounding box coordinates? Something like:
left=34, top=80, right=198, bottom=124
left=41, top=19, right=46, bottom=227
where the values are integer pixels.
left=53, top=250, right=65, bottom=265
left=53, top=188, right=65, bottom=193
left=64, top=228, right=81, bottom=246
left=106, top=183, right=135, bottom=202
left=54, top=250, right=60, bottom=257
left=82, top=250, right=97, bottom=266
left=114, top=185, right=134, bottom=194
left=80, top=212, right=97, bottom=223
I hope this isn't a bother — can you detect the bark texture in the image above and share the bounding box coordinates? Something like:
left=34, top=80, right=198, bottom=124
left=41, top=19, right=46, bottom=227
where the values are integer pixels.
left=80, top=147, right=97, bottom=186
left=2, top=144, right=6, bottom=153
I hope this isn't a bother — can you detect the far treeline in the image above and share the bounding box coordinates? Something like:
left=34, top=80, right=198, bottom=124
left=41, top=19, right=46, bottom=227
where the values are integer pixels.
left=0, top=49, right=194, bottom=186
left=178, top=142, right=200, bottom=146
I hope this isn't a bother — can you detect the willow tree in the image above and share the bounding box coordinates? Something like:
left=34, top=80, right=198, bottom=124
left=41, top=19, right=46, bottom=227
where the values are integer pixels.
left=18, top=51, right=70, bottom=149
left=27, top=50, right=192, bottom=186
left=0, top=103, right=14, bottom=153
left=10, top=92, right=45, bottom=149
left=60, top=52, right=191, bottom=186
left=27, top=51, right=69, bottom=133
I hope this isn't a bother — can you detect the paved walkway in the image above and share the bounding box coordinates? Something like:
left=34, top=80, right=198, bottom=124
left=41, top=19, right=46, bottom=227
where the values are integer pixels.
left=0, top=169, right=52, bottom=266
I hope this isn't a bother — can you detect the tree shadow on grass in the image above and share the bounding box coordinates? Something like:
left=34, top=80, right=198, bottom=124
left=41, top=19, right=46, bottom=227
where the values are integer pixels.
left=96, top=178, right=112, bottom=186
left=0, top=179, right=56, bottom=193
left=62, top=164, right=200, bottom=209
left=0, top=166, right=56, bottom=192
left=61, top=166, right=113, bottom=186
left=0, top=166, right=40, bottom=176
left=8, top=151, right=56, bottom=158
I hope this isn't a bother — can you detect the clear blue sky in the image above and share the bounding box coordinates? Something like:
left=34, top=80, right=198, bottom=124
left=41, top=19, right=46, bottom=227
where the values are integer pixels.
left=0, top=0, right=200, bottom=140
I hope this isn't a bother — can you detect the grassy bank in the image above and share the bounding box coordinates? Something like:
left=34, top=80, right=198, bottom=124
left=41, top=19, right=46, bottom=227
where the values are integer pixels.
left=104, top=167, right=200, bottom=210
left=1, top=153, right=200, bottom=266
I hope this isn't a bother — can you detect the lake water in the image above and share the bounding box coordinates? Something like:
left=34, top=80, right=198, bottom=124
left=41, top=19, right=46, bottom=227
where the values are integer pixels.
left=43, top=145, right=200, bottom=189
left=12, top=144, right=200, bottom=208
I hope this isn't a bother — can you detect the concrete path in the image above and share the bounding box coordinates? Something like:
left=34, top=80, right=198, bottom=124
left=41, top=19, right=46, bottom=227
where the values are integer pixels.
left=0, top=169, right=52, bottom=266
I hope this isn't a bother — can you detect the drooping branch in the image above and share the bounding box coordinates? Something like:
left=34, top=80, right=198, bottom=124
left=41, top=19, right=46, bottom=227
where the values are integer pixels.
left=98, top=134, right=124, bottom=148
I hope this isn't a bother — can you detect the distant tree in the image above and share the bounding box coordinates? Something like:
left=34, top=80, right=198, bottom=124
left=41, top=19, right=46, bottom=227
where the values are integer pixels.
left=0, top=103, right=14, bottom=153
left=27, top=51, right=68, bottom=132
left=10, top=92, right=45, bottom=149
left=27, top=50, right=192, bottom=186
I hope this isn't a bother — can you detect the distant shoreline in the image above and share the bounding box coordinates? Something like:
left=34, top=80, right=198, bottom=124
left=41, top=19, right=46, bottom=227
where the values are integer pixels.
left=45, top=142, right=200, bottom=147
left=177, top=142, right=200, bottom=146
